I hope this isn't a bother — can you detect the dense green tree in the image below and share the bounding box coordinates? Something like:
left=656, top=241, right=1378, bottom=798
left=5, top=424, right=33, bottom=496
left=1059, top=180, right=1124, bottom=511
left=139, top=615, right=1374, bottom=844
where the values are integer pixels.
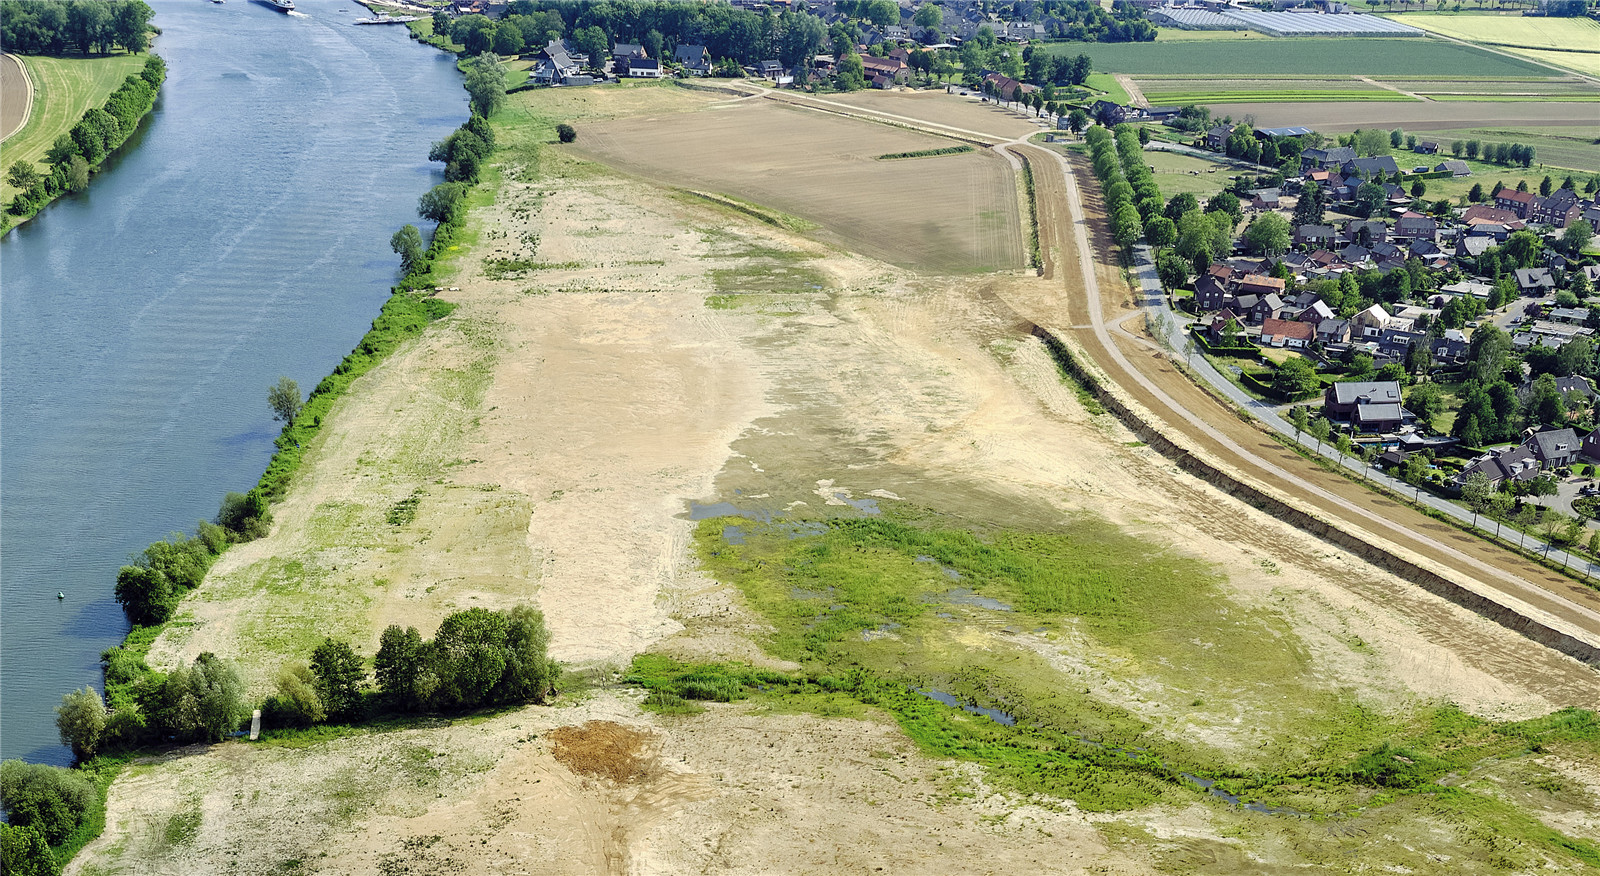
left=66, top=156, right=89, bottom=193
left=418, top=182, right=469, bottom=225
left=431, top=608, right=511, bottom=710
left=556, top=123, right=577, bottom=143
left=268, top=376, right=302, bottom=423
left=310, top=639, right=367, bottom=722
left=1273, top=357, right=1321, bottom=401
left=1529, top=373, right=1566, bottom=426
left=1406, top=381, right=1443, bottom=427
left=463, top=52, right=507, bottom=118
left=1504, top=230, right=1542, bottom=269
left=375, top=625, right=427, bottom=710
left=1466, top=325, right=1511, bottom=383
left=7, top=161, right=41, bottom=192
left=1066, top=108, right=1089, bottom=136
left=494, top=605, right=559, bottom=703
left=1145, top=216, right=1177, bottom=251
left=1155, top=249, right=1189, bottom=292
left=1355, top=181, right=1386, bottom=218
left=1243, top=212, right=1290, bottom=256
left=913, top=3, right=941, bottom=28
left=1112, top=203, right=1142, bottom=250
left=157, top=652, right=247, bottom=744
left=1204, top=191, right=1242, bottom=226
left=1561, top=222, right=1593, bottom=256
left=55, top=687, right=107, bottom=762
left=0, top=761, right=94, bottom=846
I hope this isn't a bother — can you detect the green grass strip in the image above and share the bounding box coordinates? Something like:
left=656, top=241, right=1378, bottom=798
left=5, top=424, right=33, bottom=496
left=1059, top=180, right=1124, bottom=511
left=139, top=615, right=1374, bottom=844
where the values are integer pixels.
left=876, top=145, right=976, bottom=160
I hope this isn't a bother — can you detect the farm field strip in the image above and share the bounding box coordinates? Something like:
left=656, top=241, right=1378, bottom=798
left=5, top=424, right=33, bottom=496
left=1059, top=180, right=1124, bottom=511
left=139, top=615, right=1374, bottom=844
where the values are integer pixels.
left=1510, top=48, right=1600, bottom=79
left=1042, top=36, right=1552, bottom=77
left=1138, top=89, right=1415, bottom=103
left=1386, top=13, right=1600, bottom=51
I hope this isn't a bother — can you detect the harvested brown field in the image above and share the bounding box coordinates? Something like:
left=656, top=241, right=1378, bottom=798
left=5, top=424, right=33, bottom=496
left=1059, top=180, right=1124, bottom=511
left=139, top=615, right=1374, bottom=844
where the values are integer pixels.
left=573, top=99, right=1026, bottom=273
left=823, top=87, right=1045, bottom=140
left=0, top=54, right=30, bottom=141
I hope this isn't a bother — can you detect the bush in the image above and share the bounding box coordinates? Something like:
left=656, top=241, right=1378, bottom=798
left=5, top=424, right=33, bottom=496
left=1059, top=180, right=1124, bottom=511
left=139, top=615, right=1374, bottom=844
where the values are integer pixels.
left=216, top=490, right=271, bottom=541
left=0, top=823, right=58, bottom=876
left=374, top=605, right=557, bottom=713
left=54, top=688, right=107, bottom=762
left=152, top=653, right=247, bottom=743
left=262, top=662, right=325, bottom=729
left=0, top=761, right=95, bottom=846
left=555, top=123, right=576, bottom=143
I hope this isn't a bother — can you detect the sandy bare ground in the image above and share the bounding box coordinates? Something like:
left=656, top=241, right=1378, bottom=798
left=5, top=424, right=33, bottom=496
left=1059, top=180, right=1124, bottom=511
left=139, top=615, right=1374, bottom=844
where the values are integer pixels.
left=1, top=54, right=33, bottom=142
left=89, top=89, right=1598, bottom=875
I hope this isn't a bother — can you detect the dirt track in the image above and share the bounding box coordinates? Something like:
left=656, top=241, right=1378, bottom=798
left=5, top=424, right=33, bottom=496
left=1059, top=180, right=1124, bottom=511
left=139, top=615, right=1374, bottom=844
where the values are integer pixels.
left=1007, top=138, right=1600, bottom=659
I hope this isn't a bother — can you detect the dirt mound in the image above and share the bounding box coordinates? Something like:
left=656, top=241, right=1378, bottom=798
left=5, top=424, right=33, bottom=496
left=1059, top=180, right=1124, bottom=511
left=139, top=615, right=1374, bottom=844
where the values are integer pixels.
left=549, top=721, right=658, bottom=784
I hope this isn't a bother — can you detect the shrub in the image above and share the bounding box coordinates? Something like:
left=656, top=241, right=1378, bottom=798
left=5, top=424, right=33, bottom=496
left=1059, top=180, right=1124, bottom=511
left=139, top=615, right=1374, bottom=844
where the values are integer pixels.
left=262, top=662, right=325, bottom=729
left=309, top=639, right=367, bottom=722
left=0, top=823, right=58, bottom=876
left=54, top=688, right=107, bottom=762
left=0, top=761, right=95, bottom=846
left=152, top=653, right=247, bottom=743
left=555, top=123, right=576, bottom=143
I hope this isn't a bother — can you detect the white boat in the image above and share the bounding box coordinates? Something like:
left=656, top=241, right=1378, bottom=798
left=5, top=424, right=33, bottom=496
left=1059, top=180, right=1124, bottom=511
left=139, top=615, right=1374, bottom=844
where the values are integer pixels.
left=256, top=0, right=294, bottom=11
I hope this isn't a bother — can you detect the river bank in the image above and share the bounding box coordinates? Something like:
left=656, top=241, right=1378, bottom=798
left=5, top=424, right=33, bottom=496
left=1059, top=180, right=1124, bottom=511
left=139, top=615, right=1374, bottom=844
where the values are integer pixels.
left=1, top=0, right=469, bottom=767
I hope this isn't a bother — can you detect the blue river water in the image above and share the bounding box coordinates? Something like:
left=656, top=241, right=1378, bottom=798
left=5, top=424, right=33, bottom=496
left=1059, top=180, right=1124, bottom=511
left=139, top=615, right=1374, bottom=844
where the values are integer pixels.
left=1, top=0, right=467, bottom=764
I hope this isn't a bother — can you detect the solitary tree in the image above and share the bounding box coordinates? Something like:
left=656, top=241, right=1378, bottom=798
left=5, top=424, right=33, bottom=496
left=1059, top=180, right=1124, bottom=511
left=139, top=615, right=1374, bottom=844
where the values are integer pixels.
left=390, top=224, right=424, bottom=276
left=1243, top=212, right=1291, bottom=256
left=1308, top=416, right=1332, bottom=453
left=1360, top=443, right=1378, bottom=480
left=1459, top=471, right=1494, bottom=531
left=268, top=377, right=303, bottom=423
left=555, top=123, right=577, bottom=144
left=1289, top=404, right=1309, bottom=443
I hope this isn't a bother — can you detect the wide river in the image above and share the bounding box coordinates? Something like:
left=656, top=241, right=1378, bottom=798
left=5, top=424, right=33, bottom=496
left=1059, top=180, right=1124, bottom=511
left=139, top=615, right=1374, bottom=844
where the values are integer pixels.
left=1, top=0, right=467, bottom=764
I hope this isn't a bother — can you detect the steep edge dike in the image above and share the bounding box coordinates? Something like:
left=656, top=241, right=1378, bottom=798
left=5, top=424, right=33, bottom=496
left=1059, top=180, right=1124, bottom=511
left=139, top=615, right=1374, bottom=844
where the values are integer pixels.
left=1032, top=324, right=1600, bottom=668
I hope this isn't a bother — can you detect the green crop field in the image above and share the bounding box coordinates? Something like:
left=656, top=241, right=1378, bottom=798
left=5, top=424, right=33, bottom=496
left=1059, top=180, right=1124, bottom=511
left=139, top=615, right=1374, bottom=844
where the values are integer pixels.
left=1042, top=37, right=1555, bottom=77
left=2, top=53, right=148, bottom=203
left=1382, top=14, right=1600, bottom=75
left=1392, top=13, right=1600, bottom=51
left=1407, top=126, right=1600, bottom=174
left=1142, top=88, right=1413, bottom=103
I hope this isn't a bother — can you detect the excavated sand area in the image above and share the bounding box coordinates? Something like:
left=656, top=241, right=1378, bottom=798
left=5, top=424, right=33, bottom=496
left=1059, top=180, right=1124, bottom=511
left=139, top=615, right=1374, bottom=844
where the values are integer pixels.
left=87, top=91, right=1596, bottom=875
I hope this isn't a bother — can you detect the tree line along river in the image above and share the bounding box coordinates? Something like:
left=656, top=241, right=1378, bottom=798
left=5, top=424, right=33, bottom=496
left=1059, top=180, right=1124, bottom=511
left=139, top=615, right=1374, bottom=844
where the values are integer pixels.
left=0, top=0, right=468, bottom=765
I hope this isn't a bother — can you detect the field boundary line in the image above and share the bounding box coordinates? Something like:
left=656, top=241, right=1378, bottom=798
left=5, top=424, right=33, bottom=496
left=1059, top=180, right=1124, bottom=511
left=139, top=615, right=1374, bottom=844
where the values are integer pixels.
left=2, top=53, right=35, bottom=144
left=733, top=84, right=1007, bottom=146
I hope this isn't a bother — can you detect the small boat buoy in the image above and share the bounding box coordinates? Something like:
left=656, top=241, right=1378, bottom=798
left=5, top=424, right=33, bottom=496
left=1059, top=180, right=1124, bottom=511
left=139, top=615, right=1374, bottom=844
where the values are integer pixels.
left=57, top=592, right=65, bottom=600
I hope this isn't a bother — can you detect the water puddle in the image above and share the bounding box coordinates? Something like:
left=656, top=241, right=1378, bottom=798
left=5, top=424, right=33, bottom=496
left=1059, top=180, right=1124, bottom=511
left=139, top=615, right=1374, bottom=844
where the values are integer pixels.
left=1180, top=774, right=1308, bottom=816
left=941, top=587, right=1012, bottom=611
left=915, top=688, right=1017, bottom=726
left=914, top=555, right=964, bottom=581
left=721, top=525, right=746, bottom=545
left=690, top=501, right=772, bottom=522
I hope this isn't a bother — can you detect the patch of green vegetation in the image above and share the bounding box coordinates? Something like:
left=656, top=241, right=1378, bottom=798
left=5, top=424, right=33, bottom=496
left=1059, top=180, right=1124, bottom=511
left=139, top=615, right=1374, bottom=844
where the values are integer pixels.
left=161, top=805, right=201, bottom=849
left=708, top=261, right=830, bottom=296
left=1142, top=89, right=1414, bottom=103
left=876, top=145, right=975, bottom=161
left=386, top=489, right=423, bottom=526
left=1045, top=37, right=1549, bottom=77
left=633, top=511, right=1600, bottom=865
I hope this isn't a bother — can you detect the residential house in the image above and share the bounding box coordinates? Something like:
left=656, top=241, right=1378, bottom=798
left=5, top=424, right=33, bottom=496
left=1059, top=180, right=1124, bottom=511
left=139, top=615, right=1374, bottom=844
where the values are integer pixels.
left=1494, top=188, right=1536, bottom=219
left=1351, top=303, right=1392, bottom=338
left=1581, top=426, right=1600, bottom=463
left=1520, top=375, right=1597, bottom=408
left=1354, top=402, right=1406, bottom=432
left=1343, top=218, right=1387, bottom=246
left=1295, top=224, right=1337, bottom=249
left=530, top=41, right=582, bottom=84
left=757, top=59, right=786, bottom=79
left=1525, top=427, right=1582, bottom=468
left=1548, top=307, right=1588, bottom=325
left=1531, top=189, right=1583, bottom=228
left=1240, top=292, right=1287, bottom=325
left=1203, top=309, right=1244, bottom=345
left=1250, top=189, right=1281, bottom=211
left=1324, top=380, right=1404, bottom=423
left=1452, top=445, right=1541, bottom=488
left=1435, top=159, right=1471, bottom=177
left=1341, top=156, right=1400, bottom=179
left=1316, top=318, right=1352, bottom=345
left=1393, top=211, right=1438, bottom=242
left=612, top=43, right=647, bottom=66
left=1206, top=125, right=1234, bottom=151
left=674, top=44, right=711, bottom=75
left=1432, top=328, right=1469, bottom=364
left=1413, top=141, right=1439, bottom=155
left=1514, top=268, right=1556, bottom=295
left=1261, top=318, right=1315, bottom=348
left=1299, top=145, right=1356, bottom=173
left=627, top=57, right=663, bottom=78
left=1194, top=271, right=1235, bottom=312
left=1237, top=273, right=1286, bottom=299
left=1088, top=99, right=1129, bottom=124
left=1297, top=299, right=1335, bottom=324
left=1462, top=204, right=1521, bottom=226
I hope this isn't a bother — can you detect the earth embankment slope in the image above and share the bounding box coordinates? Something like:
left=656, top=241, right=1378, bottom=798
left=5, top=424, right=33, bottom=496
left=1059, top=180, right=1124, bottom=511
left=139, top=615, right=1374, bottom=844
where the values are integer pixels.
left=80, top=84, right=1598, bottom=876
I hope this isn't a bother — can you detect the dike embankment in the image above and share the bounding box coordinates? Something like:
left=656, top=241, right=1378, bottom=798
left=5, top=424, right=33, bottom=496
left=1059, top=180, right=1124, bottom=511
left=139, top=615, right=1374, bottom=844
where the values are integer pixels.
left=1033, top=325, right=1600, bottom=668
